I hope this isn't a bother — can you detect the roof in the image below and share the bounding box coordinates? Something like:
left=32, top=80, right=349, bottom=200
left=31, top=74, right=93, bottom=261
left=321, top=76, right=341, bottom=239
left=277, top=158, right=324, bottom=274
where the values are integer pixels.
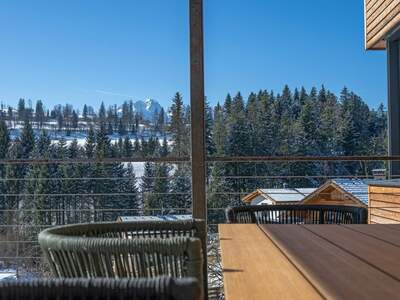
left=242, top=188, right=316, bottom=203
left=117, top=214, right=192, bottom=222
left=301, top=178, right=369, bottom=206
left=331, top=179, right=369, bottom=205
left=368, top=179, right=400, bottom=188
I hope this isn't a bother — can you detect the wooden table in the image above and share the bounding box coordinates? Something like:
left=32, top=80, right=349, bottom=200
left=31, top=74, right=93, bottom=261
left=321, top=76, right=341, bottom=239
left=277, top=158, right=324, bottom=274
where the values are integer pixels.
left=219, top=224, right=400, bottom=300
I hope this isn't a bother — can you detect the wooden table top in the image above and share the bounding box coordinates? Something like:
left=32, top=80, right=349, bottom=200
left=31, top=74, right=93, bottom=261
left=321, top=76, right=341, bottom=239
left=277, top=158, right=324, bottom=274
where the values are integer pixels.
left=219, top=224, right=400, bottom=300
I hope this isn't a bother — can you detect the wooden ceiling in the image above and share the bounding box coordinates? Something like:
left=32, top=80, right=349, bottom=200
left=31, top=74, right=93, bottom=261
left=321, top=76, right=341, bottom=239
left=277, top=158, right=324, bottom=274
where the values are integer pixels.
left=365, top=0, right=400, bottom=50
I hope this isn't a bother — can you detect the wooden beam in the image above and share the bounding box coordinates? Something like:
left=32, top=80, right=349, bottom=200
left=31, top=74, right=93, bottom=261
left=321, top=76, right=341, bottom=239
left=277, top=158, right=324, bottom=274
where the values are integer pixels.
left=190, top=0, right=206, bottom=221
left=189, top=0, right=207, bottom=298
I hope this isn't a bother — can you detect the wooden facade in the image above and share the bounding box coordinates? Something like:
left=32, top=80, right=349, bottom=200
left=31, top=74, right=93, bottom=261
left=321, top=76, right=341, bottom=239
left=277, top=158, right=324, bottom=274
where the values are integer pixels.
left=300, top=180, right=367, bottom=208
left=365, top=0, right=400, bottom=50
left=368, top=183, right=400, bottom=224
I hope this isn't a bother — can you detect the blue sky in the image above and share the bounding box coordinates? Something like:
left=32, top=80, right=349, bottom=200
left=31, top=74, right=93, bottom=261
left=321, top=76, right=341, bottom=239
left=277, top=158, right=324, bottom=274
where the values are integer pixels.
left=0, top=0, right=386, bottom=110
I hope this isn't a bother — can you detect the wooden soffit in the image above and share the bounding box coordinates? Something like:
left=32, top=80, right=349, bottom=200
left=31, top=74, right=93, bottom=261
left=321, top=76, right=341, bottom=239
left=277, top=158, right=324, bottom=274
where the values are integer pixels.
left=365, top=0, right=400, bottom=50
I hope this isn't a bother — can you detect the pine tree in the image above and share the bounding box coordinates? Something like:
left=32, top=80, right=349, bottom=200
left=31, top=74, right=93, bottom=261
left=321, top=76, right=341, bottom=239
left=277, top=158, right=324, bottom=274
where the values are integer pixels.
left=98, top=102, right=106, bottom=125
left=205, top=99, right=215, bottom=156
left=35, top=100, right=45, bottom=128
left=169, top=92, right=188, bottom=156
left=212, top=103, right=227, bottom=156
left=123, top=136, right=133, bottom=157
left=226, top=92, right=251, bottom=156
left=96, top=123, right=111, bottom=159
left=57, top=112, right=64, bottom=131
left=83, top=104, right=88, bottom=121
left=36, top=130, right=51, bottom=157
left=0, top=121, right=10, bottom=224
left=118, top=119, right=126, bottom=136
left=18, top=98, right=26, bottom=121
left=156, top=108, right=165, bottom=132
left=223, top=94, right=232, bottom=116
left=85, top=126, right=96, bottom=159
left=141, top=162, right=156, bottom=214
left=169, top=165, right=191, bottom=214
left=69, top=139, right=80, bottom=159
left=160, top=136, right=169, bottom=157
left=134, top=136, right=141, bottom=156
left=118, top=163, right=139, bottom=216
left=72, top=110, right=78, bottom=129
left=225, top=92, right=253, bottom=203
left=20, top=120, right=35, bottom=158
left=0, top=120, right=10, bottom=159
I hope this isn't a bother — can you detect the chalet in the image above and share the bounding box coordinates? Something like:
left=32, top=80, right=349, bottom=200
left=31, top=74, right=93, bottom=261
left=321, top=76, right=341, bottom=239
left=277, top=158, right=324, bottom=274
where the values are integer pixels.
left=300, top=178, right=368, bottom=207
left=242, top=188, right=316, bottom=205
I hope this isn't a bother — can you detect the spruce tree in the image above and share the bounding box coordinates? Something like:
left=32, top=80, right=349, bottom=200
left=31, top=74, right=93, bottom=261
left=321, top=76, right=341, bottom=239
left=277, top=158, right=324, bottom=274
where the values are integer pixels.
left=123, top=136, right=133, bottom=157
left=98, top=102, right=106, bottom=125
left=83, top=104, right=88, bottom=121
left=169, top=92, right=188, bottom=156
left=0, top=121, right=10, bottom=224
left=72, top=110, right=79, bottom=129
left=18, top=98, right=26, bottom=121
left=141, top=162, right=156, bottom=214
left=85, top=126, right=96, bottom=159
left=212, top=103, right=227, bottom=156
left=35, top=100, right=45, bottom=128
left=20, top=120, right=35, bottom=158
left=205, top=99, right=215, bottom=156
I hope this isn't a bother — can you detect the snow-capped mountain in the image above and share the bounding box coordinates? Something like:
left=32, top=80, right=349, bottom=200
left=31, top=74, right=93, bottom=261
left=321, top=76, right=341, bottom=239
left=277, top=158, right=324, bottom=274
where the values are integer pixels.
left=116, top=99, right=167, bottom=122
left=134, top=99, right=164, bottom=122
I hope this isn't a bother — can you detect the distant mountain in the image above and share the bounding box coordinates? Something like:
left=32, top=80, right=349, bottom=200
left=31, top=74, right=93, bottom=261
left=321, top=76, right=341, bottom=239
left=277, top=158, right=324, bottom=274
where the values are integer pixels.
left=116, top=99, right=166, bottom=122
left=134, top=99, right=164, bottom=121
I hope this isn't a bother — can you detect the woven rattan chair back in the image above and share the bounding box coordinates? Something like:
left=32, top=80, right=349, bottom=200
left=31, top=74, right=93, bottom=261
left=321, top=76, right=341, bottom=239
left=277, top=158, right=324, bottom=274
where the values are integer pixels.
left=0, top=277, right=201, bottom=300
left=38, top=220, right=205, bottom=297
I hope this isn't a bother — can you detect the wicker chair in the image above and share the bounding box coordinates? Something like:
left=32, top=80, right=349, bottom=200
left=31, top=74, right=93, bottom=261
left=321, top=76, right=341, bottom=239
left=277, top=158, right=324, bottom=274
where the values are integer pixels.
left=226, top=204, right=368, bottom=224
left=38, top=220, right=205, bottom=297
left=0, top=277, right=201, bottom=300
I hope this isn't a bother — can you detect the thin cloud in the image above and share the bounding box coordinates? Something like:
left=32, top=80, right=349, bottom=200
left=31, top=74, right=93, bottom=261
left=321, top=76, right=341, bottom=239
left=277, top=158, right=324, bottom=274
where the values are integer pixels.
left=94, top=89, right=133, bottom=98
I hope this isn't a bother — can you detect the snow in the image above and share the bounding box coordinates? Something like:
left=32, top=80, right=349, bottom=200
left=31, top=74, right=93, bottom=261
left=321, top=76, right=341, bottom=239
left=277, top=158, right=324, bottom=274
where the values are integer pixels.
left=133, top=99, right=167, bottom=122
left=0, top=269, right=16, bottom=281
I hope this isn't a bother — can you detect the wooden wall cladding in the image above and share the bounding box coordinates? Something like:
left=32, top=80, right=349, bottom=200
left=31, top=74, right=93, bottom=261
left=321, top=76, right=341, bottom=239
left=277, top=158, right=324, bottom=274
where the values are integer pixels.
left=368, top=185, right=400, bottom=224
left=365, top=0, right=400, bottom=50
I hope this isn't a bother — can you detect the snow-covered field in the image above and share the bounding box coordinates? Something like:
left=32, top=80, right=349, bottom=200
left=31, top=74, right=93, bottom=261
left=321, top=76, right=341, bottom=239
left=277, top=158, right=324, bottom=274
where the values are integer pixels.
left=8, top=127, right=173, bottom=147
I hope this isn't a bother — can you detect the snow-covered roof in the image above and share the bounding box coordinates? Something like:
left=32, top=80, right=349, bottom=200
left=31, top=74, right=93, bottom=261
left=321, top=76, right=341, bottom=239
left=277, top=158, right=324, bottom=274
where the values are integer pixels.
left=0, top=269, right=16, bottom=281
left=331, top=178, right=369, bottom=205
left=243, top=188, right=316, bottom=203
left=117, top=214, right=192, bottom=222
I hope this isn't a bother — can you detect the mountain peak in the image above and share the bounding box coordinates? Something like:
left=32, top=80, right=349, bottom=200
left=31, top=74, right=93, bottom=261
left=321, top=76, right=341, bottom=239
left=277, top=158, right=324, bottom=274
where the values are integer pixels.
left=132, top=99, right=166, bottom=122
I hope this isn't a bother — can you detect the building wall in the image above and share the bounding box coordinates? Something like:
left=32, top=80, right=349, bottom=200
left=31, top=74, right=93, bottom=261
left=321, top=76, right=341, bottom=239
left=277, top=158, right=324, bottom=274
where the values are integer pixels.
left=365, top=0, right=400, bottom=50
left=368, top=185, right=400, bottom=224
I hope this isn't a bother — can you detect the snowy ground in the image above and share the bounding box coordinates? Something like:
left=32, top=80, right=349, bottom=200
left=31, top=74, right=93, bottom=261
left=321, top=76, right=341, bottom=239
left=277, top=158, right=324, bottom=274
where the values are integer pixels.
left=8, top=127, right=173, bottom=147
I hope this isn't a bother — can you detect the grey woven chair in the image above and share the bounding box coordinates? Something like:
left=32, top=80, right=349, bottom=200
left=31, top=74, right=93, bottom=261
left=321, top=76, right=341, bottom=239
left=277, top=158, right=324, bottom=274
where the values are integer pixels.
left=0, top=277, right=201, bottom=300
left=38, top=220, right=205, bottom=297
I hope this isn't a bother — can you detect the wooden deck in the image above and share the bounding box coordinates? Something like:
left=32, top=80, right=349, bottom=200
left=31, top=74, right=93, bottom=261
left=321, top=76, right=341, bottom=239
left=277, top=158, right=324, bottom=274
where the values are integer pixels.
left=219, top=224, right=400, bottom=300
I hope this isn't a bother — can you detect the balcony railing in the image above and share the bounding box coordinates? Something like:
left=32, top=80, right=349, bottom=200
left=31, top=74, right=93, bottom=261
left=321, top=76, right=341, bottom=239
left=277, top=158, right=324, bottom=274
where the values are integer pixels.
left=0, top=155, right=399, bottom=299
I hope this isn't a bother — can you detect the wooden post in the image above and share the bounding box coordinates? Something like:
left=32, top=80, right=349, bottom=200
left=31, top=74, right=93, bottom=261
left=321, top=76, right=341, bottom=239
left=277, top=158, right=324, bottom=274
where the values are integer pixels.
left=189, top=0, right=207, bottom=297
left=190, top=0, right=206, bottom=222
